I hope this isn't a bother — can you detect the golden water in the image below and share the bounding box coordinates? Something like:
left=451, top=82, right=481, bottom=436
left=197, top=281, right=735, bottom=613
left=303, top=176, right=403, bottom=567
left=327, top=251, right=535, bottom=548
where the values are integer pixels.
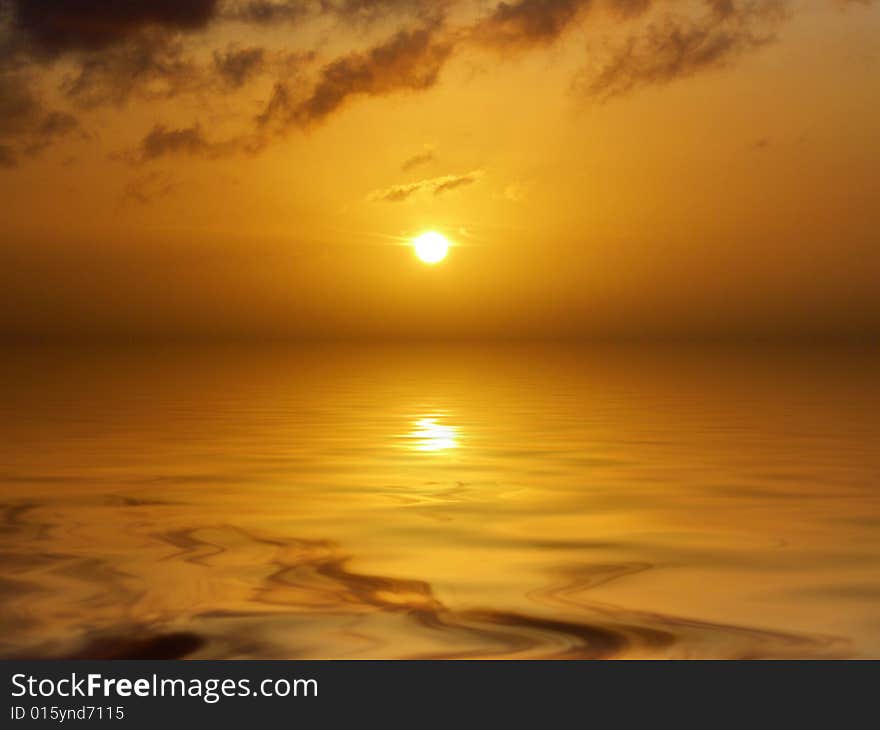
left=1, top=344, right=878, bottom=659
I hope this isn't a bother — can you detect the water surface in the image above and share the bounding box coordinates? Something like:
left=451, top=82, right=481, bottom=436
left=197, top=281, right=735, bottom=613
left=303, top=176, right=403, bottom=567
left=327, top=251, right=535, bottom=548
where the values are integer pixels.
left=1, top=344, right=878, bottom=659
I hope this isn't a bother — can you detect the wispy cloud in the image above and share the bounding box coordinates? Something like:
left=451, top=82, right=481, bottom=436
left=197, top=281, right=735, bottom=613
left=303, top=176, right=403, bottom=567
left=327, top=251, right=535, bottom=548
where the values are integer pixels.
left=0, top=71, right=81, bottom=166
left=0, top=0, right=873, bottom=171
left=401, top=148, right=436, bottom=172
left=471, top=0, right=591, bottom=51
left=368, top=169, right=485, bottom=202
left=121, top=170, right=177, bottom=205
left=584, top=1, right=789, bottom=99
left=126, top=123, right=254, bottom=163
left=258, top=25, right=454, bottom=131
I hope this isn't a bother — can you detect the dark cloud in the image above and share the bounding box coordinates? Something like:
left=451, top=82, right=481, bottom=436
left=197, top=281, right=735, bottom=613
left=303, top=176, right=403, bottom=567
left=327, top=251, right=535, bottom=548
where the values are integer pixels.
left=111, top=0, right=802, bottom=162
left=129, top=123, right=257, bottom=163
left=401, top=149, right=435, bottom=171
left=138, top=124, right=213, bottom=161
left=61, top=37, right=304, bottom=108
left=225, top=0, right=442, bottom=26
left=0, top=71, right=80, bottom=166
left=298, top=26, right=453, bottom=124
left=0, top=2, right=274, bottom=110
left=329, top=0, right=447, bottom=24
left=26, top=109, right=79, bottom=153
left=8, top=0, right=219, bottom=56
left=368, top=169, right=483, bottom=202
left=225, top=0, right=310, bottom=24
left=472, top=0, right=592, bottom=50
left=259, top=25, right=454, bottom=130
left=61, top=33, right=202, bottom=107
left=0, top=0, right=870, bottom=171
left=0, top=72, right=38, bottom=136
left=585, top=1, right=787, bottom=99
left=214, top=45, right=265, bottom=88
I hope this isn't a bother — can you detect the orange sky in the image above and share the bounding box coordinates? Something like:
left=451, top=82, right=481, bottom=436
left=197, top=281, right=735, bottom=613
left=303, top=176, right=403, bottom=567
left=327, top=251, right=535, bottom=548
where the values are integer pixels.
left=0, top=0, right=878, bottom=339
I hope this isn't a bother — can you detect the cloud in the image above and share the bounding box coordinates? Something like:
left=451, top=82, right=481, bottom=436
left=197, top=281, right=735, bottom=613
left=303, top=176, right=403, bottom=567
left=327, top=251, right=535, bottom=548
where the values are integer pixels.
left=142, top=124, right=211, bottom=159
left=135, top=123, right=218, bottom=162
left=368, top=169, right=484, bottom=202
left=605, top=0, right=651, bottom=19
left=25, top=109, right=79, bottom=153
left=0, top=0, right=871, bottom=171
left=7, top=0, right=219, bottom=56
left=401, top=148, right=435, bottom=171
left=1, top=2, right=230, bottom=112
left=0, top=73, right=41, bottom=137
left=126, top=122, right=260, bottom=163
left=259, top=25, right=455, bottom=130
left=584, top=0, right=788, bottom=99
left=294, top=25, right=452, bottom=124
left=0, top=71, right=80, bottom=166
left=122, top=170, right=177, bottom=205
left=433, top=172, right=481, bottom=195
left=214, top=45, right=265, bottom=88
left=60, top=35, right=309, bottom=109
left=225, top=0, right=443, bottom=26
left=224, top=0, right=310, bottom=24
left=472, top=0, right=592, bottom=50
left=60, top=32, right=203, bottom=107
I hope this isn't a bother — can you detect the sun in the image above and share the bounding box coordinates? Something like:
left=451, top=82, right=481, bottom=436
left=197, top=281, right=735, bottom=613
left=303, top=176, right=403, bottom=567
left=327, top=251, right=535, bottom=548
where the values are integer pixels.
left=413, top=231, right=450, bottom=264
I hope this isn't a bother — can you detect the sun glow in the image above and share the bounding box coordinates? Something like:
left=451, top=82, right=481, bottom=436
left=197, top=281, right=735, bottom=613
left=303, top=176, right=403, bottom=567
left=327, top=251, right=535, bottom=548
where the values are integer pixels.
left=413, top=232, right=450, bottom=264
left=408, top=417, right=458, bottom=452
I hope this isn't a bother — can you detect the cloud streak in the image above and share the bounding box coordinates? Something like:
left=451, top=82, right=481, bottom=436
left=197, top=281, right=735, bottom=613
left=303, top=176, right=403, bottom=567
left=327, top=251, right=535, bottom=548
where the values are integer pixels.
left=585, top=1, right=788, bottom=99
left=259, top=25, right=455, bottom=131
left=129, top=123, right=252, bottom=163
left=7, top=0, right=219, bottom=56
left=471, top=0, right=592, bottom=50
left=401, top=149, right=436, bottom=171
left=368, top=170, right=484, bottom=202
left=225, top=0, right=445, bottom=25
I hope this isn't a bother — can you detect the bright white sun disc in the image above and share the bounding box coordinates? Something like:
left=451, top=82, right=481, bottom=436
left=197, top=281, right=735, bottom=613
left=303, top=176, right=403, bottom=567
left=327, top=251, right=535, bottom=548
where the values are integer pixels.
left=413, top=232, right=450, bottom=264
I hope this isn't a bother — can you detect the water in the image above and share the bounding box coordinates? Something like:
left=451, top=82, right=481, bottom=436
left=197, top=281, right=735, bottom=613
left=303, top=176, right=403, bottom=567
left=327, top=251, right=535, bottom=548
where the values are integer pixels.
left=1, top=343, right=878, bottom=659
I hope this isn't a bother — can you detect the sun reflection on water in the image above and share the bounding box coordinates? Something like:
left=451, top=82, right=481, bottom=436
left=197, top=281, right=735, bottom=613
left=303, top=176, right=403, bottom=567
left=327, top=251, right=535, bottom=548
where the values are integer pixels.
left=407, top=416, right=458, bottom=452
